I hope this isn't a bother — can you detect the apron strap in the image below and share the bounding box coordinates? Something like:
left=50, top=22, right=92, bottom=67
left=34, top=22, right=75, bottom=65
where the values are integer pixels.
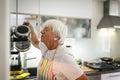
left=51, top=45, right=59, bottom=61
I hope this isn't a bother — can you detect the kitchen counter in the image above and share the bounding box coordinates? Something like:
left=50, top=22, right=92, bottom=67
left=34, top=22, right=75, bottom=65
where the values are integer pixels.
left=16, top=66, right=120, bottom=80
left=81, top=66, right=120, bottom=80
left=80, top=65, right=120, bottom=76
left=85, top=68, right=120, bottom=76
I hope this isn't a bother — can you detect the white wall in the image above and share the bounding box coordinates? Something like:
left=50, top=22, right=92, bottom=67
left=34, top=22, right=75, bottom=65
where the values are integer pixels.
left=0, top=0, right=9, bottom=80
left=111, top=30, right=120, bottom=58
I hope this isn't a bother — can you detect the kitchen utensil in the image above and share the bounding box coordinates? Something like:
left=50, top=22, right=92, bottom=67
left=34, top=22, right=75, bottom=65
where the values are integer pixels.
left=14, top=25, right=30, bottom=38
left=14, top=25, right=31, bottom=52
left=15, top=41, right=31, bottom=52
left=100, top=57, right=113, bottom=62
left=11, top=51, right=21, bottom=71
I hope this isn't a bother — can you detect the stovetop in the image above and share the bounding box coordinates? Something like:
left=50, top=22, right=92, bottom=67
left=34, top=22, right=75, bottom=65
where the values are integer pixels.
left=85, top=62, right=120, bottom=71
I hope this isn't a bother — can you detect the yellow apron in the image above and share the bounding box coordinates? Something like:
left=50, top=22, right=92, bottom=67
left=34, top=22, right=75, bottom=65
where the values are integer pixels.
left=39, top=47, right=59, bottom=80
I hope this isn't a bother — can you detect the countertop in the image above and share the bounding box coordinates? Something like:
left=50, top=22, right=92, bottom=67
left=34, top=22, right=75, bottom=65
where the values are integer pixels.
left=80, top=66, right=120, bottom=76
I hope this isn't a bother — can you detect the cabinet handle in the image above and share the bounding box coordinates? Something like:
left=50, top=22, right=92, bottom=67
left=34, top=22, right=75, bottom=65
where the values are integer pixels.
left=109, top=75, right=120, bottom=77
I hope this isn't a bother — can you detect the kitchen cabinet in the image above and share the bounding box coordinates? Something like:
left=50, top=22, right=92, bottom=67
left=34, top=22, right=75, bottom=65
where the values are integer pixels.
left=18, top=0, right=40, bottom=14
left=10, top=0, right=40, bottom=14
left=87, top=75, right=101, bottom=80
left=101, top=72, right=120, bottom=80
left=10, top=0, right=16, bottom=12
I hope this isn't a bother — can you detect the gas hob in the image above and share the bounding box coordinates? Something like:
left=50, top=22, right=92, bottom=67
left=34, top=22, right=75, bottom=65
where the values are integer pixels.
left=85, top=62, right=120, bottom=71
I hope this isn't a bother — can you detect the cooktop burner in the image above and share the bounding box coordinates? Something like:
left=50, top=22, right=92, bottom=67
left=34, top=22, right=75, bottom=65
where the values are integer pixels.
left=85, top=62, right=120, bottom=71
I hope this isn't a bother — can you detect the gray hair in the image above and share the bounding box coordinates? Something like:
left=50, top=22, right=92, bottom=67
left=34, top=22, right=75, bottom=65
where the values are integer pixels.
left=43, top=19, right=68, bottom=45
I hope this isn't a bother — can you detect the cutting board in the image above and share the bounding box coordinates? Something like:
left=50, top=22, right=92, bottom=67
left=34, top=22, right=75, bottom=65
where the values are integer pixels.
left=80, top=66, right=95, bottom=72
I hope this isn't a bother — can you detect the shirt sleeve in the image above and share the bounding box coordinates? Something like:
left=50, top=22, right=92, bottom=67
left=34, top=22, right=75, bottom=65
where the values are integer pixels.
left=59, top=54, right=84, bottom=80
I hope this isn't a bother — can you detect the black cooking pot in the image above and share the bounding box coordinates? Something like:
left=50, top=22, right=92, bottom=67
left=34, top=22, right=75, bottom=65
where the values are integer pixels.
left=15, top=41, right=31, bottom=52
left=14, top=25, right=31, bottom=38
left=14, top=25, right=31, bottom=52
left=100, top=57, right=113, bottom=62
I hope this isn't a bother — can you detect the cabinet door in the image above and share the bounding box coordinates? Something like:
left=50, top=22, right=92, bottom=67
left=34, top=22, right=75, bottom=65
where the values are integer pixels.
left=18, top=0, right=39, bottom=14
left=101, top=72, right=120, bottom=80
left=10, top=0, right=16, bottom=12
left=87, top=75, right=101, bottom=80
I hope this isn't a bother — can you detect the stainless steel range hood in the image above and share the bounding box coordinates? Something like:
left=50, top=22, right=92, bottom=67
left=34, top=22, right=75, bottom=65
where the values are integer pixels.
left=97, top=0, right=120, bottom=29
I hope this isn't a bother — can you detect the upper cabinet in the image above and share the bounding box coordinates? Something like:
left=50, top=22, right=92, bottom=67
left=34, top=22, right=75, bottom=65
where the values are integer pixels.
left=10, top=0, right=16, bottom=12
left=18, top=0, right=40, bottom=14
left=39, top=0, right=93, bottom=18
left=109, top=0, right=120, bottom=16
left=10, top=0, right=40, bottom=14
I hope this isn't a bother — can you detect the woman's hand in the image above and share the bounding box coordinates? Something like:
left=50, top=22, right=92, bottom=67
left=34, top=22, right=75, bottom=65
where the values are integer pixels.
left=23, top=21, right=40, bottom=49
left=23, top=21, right=34, bottom=33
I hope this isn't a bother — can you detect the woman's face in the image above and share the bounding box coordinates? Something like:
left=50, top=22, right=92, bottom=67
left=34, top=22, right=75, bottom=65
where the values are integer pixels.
left=41, top=25, right=55, bottom=46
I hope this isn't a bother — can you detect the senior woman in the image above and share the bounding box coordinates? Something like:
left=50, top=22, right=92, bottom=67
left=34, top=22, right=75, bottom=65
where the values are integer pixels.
left=25, top=19, right=87, bottom=80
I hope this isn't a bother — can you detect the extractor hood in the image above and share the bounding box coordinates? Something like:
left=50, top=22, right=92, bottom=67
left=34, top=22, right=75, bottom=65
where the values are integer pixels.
left=97, top=0, right=120, bottom=29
